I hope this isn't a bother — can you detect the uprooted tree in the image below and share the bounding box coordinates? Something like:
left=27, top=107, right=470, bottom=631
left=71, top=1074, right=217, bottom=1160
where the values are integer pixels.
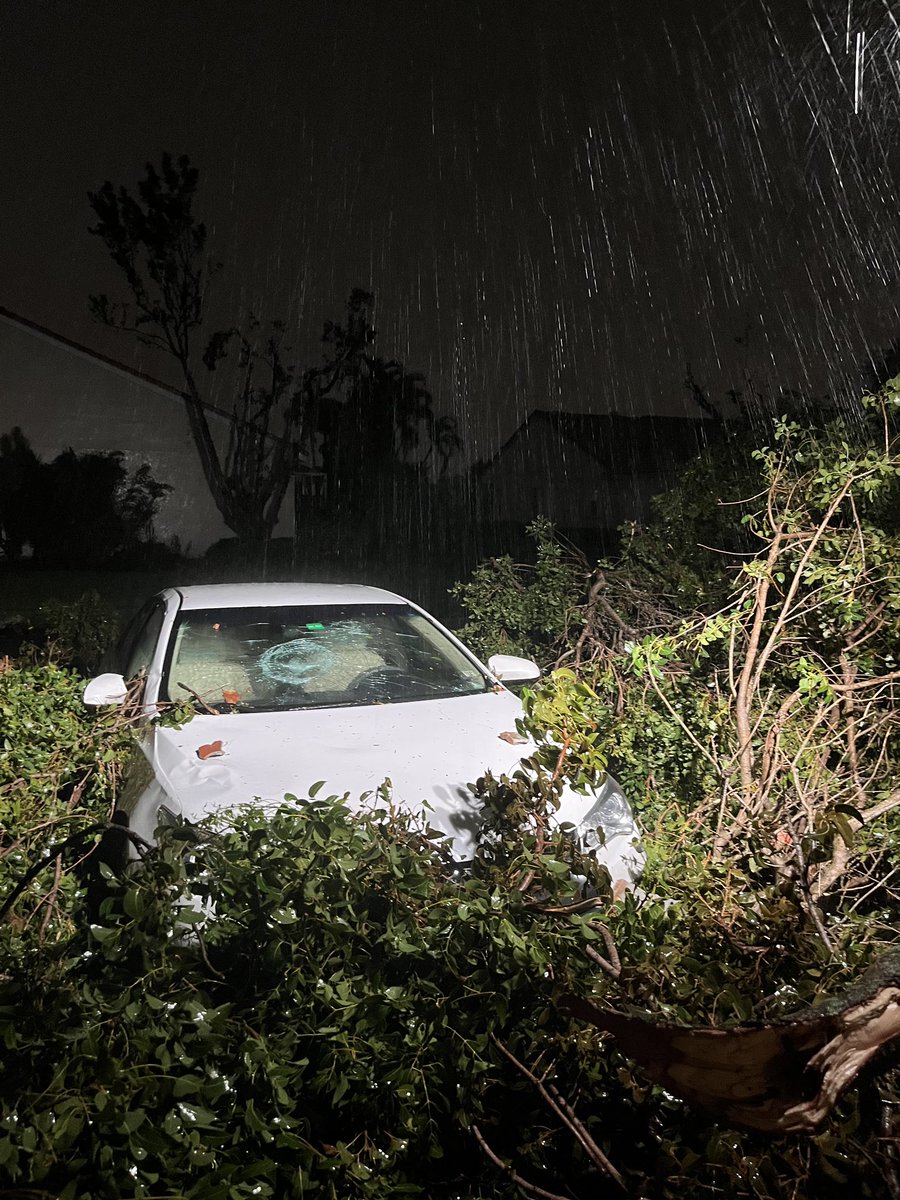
left=454, top=381, right=900, bottom=915
left=1, top=664, right=898, bottom=1199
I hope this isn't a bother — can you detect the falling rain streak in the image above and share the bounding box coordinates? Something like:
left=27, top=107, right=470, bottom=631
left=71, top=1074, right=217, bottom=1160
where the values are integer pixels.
left=2, top=0, right=900, bottom=469
left=332, top=0, right=900, bottom=458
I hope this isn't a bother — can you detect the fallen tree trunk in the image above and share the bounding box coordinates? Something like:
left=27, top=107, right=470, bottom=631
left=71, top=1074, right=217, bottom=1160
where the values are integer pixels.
left=561, top=949, right=900, bottom=1134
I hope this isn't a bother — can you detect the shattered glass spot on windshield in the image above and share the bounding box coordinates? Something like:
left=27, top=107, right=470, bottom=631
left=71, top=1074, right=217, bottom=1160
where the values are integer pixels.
left=259, top=638, right=338, bottom=685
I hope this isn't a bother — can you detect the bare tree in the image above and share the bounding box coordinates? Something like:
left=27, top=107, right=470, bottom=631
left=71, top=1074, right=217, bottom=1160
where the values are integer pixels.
left=89, top=154, right=300, bottom=551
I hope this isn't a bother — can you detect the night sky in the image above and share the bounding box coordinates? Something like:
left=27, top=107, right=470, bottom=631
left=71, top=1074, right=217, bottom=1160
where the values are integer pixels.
left=2, top=0, right=899, bottom=460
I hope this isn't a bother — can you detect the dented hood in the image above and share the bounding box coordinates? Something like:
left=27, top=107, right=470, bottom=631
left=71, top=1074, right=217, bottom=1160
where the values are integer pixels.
left=148, top=689, right=531, bottom=857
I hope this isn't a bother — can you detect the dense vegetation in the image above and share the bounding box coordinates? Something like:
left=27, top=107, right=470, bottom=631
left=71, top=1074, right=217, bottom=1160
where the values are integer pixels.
left=0, top=429, right=173, bottom=567
left=456, top=391, right=900, bottom=908
left=1, top=382, right=898, bottom=1197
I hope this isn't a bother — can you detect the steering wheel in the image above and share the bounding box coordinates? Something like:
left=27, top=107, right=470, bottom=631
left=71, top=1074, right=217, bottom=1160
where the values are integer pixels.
left=350, top=665, right=414, bottom=700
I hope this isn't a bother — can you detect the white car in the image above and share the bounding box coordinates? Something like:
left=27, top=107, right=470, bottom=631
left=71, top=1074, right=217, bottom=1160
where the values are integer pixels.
left=84, top=583, right=643, bottom=886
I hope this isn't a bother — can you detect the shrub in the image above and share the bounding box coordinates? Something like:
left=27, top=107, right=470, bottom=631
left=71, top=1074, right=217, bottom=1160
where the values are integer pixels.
left=2, top=790, right=898, bottom=1199
left=450, top=516, right=583, bottom=664
left=38, top=590, right=120, bottom=674
left=0, top=659, right=131, bottom=937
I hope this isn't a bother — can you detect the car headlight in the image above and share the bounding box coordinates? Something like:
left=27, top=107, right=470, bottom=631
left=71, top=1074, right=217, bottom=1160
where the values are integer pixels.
left=576, top=777, right=639, bottom=850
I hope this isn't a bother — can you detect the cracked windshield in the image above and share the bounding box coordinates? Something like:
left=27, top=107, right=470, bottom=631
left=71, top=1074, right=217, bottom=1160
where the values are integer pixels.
left=165, top=604, right=489, bottom=710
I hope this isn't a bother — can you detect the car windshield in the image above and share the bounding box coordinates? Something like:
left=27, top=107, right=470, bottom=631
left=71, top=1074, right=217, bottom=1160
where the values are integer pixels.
left=161, top=603, right=491, bottom=712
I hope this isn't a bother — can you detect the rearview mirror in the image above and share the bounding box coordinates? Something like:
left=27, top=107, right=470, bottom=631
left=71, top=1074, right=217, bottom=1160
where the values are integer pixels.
left=83, top=673, right=128, bottom=707
left=487, top=654, right=541, bottom=684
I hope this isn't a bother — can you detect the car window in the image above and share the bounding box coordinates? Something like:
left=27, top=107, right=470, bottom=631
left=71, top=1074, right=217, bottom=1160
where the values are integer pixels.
left=121, top=600, right=166, bottom=680
left=161, top=603, right=489, bottom=711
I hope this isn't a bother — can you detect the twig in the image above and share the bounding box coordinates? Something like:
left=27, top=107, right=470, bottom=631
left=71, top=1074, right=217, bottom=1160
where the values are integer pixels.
left=0, top=823, right=106, bottom=923
left=844, top=601, right=887, bottom=650
left=757, top=688, right=801, bottom=810
left=832, top=669, right=900, bottom=693
left=645, top=671, right=720, bottom=772
left=848, top=867, right=900, bottom=914
left=37, top=854, right=63, bottom=939
left=525, top=896, right=607, bottom=914
left=583, top=921, right=621, bottom=979
left=734, top=531, right=782, bottom=795
left=470, top=1123, right=571, bottom=1200
left=840, top=651, right=866, bottom=811
left=491, top=1036, right=626, bottom=1190
left=859, top=788, right=900, bottom=824
left=750, top=474, right=862, bottom=697
left=0, top=823, right=153, bottom=924
left=517, top=738, right=568, bottom=894
left=176, top=682, right=221, bottom=715
left=784, top=803, right=834, bottom=955
left=574, top=574, right=606, bottom=670
left=196, top=926, right=225, bottom=979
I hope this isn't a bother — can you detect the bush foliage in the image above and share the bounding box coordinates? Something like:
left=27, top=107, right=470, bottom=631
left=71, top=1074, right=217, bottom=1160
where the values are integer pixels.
left=3, top=795, right=897, bottom=1199
left=0, top=659, right=128, bottom=930
left=450, top=515, right=582, bottom=663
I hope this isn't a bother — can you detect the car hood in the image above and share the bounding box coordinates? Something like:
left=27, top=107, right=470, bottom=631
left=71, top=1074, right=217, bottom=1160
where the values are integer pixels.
left=149, top=689, right=532, bottom=856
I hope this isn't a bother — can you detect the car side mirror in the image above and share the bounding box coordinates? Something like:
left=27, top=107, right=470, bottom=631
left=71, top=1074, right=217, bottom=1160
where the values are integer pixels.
left=487, top=654, right=541, bottom=684
left=83, top=673, right=129, bottom=707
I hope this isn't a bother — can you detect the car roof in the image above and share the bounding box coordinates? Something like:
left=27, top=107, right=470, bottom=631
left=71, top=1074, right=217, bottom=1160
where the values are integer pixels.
left=167, top=582, right=412, bottom=611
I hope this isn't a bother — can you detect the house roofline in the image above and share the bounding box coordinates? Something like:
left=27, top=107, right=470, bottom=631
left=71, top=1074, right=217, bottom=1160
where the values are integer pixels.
left=475, top=410, right=546, bottom=473
left=0, top=304, right=235, bottom=424
left=475, top=408, right=714, bottom=474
